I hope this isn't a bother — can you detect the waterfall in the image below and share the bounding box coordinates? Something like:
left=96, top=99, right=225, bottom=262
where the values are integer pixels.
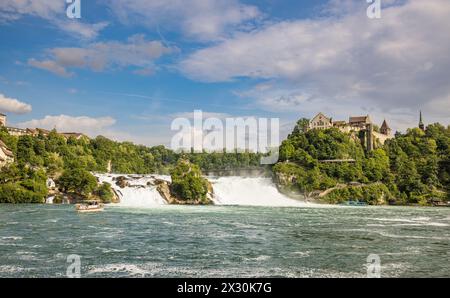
left=94, top=174, right=313, bottom=208
left=95, top=174, right=169, bottom=208
left=210, top=177, right=311, bottom=207
left=45, top=196, right=54, bottom=204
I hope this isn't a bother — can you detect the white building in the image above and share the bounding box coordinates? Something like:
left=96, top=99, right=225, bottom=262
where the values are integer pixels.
left=309, top=112, right=333, bottom=130
left=0, top=139, right=14, bottom=168
left=0, top=113, right=6, bottom=126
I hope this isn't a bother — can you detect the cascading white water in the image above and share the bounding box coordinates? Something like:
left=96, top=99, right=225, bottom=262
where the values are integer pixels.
left=94, top=174, right=314, bottom=208
left=210, top=176, right=311, bottom=207
left=96, top=174, right=169, bottom=208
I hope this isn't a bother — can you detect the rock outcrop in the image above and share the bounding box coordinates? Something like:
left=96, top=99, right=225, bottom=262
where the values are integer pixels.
left=155, top=178, right=214, bottom=205
left=115, top=176, right=129, bottom=188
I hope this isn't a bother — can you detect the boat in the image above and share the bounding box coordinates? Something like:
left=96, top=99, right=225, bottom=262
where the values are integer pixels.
left=339, top=199, right=368, bottom=206
left=75, top=200, right=104, bottom=213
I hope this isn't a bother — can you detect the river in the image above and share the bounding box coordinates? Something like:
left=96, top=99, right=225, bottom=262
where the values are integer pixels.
left=0, top=203, right=449, bottom=277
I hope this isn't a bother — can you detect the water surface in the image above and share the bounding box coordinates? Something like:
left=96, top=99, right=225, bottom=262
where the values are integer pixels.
left=0, top=204, right=449, bottom=277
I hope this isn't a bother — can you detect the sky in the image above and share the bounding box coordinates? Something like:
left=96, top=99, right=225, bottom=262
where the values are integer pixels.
left=0, top=0, right=449, bottom=147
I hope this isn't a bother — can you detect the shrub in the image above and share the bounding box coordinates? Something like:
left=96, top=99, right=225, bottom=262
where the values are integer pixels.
left=323, top=184, right=392, bottom=205
left=95, top=182, right=114, bottom=203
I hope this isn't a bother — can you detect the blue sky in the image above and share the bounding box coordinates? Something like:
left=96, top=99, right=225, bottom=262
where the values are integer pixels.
left=0, top=0, right=449, bottom=146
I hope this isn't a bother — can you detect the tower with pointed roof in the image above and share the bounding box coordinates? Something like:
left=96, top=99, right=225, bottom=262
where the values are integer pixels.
left=380, top=119, right=391, bottom=136
left=419, top=111, right=425, bottom=131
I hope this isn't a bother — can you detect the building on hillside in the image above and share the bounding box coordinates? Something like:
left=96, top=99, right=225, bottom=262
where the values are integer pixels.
left=309, top=112, right=333, bottom=130
left=7, top=127, right=29, bottom=136
left=0, top=113, right=88, bottom=140
left=0, top=139, right=14, bottom=168
left=308, top=112, right=394, bottom=151
left=349, top=115, right=372, bottom=130
left=0, top=113, right=27, bottom=136
left=27, top=128, right=52, bottom=137
left=380, top=120, right=391, bottom=135
left=0, top=113, right=6, bottom=126
left=332, top=121, right=347, bottom=127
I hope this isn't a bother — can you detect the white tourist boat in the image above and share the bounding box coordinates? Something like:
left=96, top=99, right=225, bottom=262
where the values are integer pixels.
left=75, top=201, right=104, bottom=213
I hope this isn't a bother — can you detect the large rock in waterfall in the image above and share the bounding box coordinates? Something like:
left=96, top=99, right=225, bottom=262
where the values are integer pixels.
left=115, top=176, right=129, bottom=188
left=155, top=178, right=214, bottom=205
left=154, top=160, right=214, bottom=205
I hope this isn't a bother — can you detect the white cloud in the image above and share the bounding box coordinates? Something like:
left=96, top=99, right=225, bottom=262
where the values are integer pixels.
left=17, top=115, right=116, bottom=136
left=54, top=20, right=109, bottom=40
left=179, top=0, right=450, bottom=129
left=170, top=111, right=231, bottom=119
left=0, top=93, right=32, bottom=114
left=0, top=0, right=107, bottom=39
left=28, top=34, right=175, bottom=76
left=0, top=0, right=62, bottom=20
left=28, top=59, right=73, bottom=77
left=107, top=0, right=260, bottom=41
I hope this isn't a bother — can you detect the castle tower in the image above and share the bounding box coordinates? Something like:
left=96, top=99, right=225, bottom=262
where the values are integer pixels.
left=380, top=119, right=391, bottom=136
left=0, top=113, right=6, bottom=127
left=419, top=111, right=425, bottom=131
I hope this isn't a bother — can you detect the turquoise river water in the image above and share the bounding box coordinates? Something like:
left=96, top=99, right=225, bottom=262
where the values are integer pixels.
left=0, top=204, right=449, bottom=277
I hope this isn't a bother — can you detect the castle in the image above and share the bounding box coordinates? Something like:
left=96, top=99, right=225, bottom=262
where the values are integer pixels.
left=308, top=112, right=393, bottom=151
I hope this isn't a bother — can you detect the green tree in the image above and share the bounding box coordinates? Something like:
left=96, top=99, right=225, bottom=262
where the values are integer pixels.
left=58, top=168, right=98, bottom=198
left=94, top=182, right=114, bottom=203
left=170, top=160, right=209, bottom=202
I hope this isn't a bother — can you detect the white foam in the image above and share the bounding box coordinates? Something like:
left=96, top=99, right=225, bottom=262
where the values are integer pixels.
left=368, top=217, right=448, bottom=227
left=210, top=176, right=315, bottom=207
left=96, top=174, right=168, bottom=208
left=87, top=263, right=151, bottom=277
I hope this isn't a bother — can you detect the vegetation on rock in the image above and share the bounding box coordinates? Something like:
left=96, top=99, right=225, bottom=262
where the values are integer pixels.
left=170, top=159, right=211, bottom=204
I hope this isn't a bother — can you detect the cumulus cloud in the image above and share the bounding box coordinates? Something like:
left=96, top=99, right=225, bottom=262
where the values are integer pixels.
left=0, top=93, right=32, bottom=114
left=106, top=0, right=260, bottom=41
left=179, top=0, right=450, bottom=129
left=28, top=35, right=175, bottom=76
left=17, top=115, right=116, bottom=136
left=0, top=0, right=107, bottom=39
